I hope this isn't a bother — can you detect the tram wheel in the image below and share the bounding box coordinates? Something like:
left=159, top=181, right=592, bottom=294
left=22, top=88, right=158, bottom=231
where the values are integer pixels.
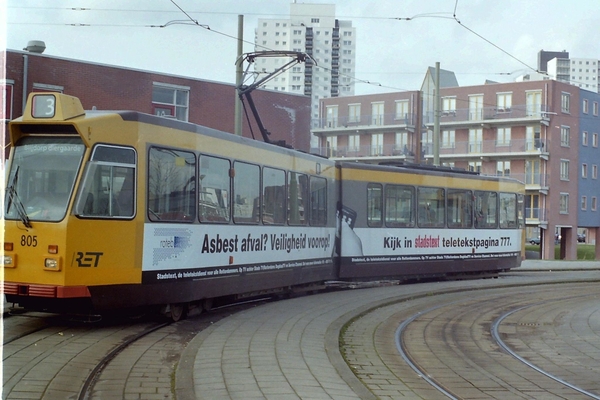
left=202, top=298, right=214, bottom=312
left=170, top=303, right=188, bottom=322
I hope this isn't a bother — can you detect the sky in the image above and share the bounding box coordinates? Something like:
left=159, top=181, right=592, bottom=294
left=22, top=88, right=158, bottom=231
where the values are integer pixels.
left=3, top=0, right=600, bottom=95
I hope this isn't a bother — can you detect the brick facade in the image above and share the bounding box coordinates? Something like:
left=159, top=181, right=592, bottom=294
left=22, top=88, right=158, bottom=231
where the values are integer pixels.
left=3, top=50, right=312, bottom=154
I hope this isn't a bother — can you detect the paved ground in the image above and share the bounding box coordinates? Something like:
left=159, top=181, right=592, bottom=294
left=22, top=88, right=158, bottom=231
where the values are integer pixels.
left=519, top=258, right=600, bottom=270
left=174, top=259, right=600, bottom=399
left=4, top=259, right=600, bottom=399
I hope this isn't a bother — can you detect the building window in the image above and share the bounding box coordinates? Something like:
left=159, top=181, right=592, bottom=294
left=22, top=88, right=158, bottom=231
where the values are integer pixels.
left=371, top=102, right=384, bottom=125
left=468, top=128, right=483, bottom=153
left=593, top=197, right=598, bottom=211
left=468, top=161, right=481, bottom=173
left=594, top=133, right=599, bottom=147
left=560, top=159, right=569, bottom=180
left=348, top=104, right=360, bottom=123
left=442, top=97, right=456, bottom=114
left=442, top=130, right=455, bottom=148
left=1, top=82, right=13, bottom=121
left=348, top=134, right=360, bottom=152
left=583, top=131, right=589, bottom=146
left=371, top=133, right=383, bottom=155
left=325, top=136, right=337, bottom=157
left=582, top=163, right=588, bottom=178
left=594, top=102, right=599, bottom=116
left=526, top=91, right=542, bottom=116
left=560, top=126, right=570, bottom=147
left=497, top=160, right=510, bottom=177
left=582, top=196, right=587, bottom=210
left=559, top=193, right=569, bottom=214
left=395, top=100, right=409, bottom=121
left=469, top=95, right=484, bottom=121
left=525, top=160, right=540, bottom=185
left=152, top=84, right=189, bottom=122
left=497, top=127, right=511, bottom=146
left=395, top=132, right=408, bottom=154
left=326, top=105, right=338, bottom=128
left=561, top=92, right=570, bottom=113
left=593, top=165, right=598, bottom=179
left=583, top=99, right=589, bottom=113
left=496, top=92, right=512, bottom=112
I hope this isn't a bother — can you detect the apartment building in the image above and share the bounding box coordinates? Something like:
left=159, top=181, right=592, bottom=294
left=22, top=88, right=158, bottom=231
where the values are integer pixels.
left=578, top=89, right=600, bottom=249
left=313, top=76, right=600, bottom=260
left=255, top=3, right=356, bottom=141
left=540, top=50, right=600, bottom=93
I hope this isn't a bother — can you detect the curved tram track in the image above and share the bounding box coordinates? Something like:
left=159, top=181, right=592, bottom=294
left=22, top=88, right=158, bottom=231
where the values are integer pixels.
left=2, top=300, right=266, bottom=400
left=345, top=282, right=600, bottom=399
left=3, top=273, right=600, bottom=399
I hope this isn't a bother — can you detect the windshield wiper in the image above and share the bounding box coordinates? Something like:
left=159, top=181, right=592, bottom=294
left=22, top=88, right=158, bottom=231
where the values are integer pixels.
left=6, top=167, right=32, bottom=228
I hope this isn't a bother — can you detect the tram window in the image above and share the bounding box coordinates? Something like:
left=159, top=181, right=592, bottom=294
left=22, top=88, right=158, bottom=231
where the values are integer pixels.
left=309, top=176, right=327, bottom=226
left=474, top=191, right=497, bottom=228
left=417, top=187, right=445, bottom=228
left=367, top=184, right=383, bottom=227
left=92, top=146, right=136, bottom=164
left=199, top=155, right=231, bottom=223
left=233, top=161, right=260, bottom=224
left=517, top=194, right=525, bottom=228
left=499, top=192, right=518, bottom=228
left=288, top=172, right=308, bottom=225
left=263, top=167, right=286, bottom=225
left=75, top=145, right=136, bottom=219
left=385, top=185, right=414, bottom=227
left=447, top=189, right=473, bottom=228
left=147, top=147, right=195, bottom=222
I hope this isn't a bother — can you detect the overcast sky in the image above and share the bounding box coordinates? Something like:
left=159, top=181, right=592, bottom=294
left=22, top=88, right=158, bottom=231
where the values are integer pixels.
left=4, top=0, right=600, bottom=95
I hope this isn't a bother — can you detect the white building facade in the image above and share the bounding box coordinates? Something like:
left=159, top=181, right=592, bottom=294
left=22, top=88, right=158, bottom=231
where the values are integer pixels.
left=255, top=3, right=356, bottom=145
left=547, top=57, right=600, bottom=93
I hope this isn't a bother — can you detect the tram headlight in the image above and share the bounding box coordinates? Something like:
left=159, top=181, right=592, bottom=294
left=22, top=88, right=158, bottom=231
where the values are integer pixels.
left=4, top=255, right=15, bottom=267
left=44, top=258, right=60, bottom=270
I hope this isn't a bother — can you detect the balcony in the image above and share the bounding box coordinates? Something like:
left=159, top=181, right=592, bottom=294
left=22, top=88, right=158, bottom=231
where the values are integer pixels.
left=504, top=173, right=550, bottom=188
left=525, top=207, right=548, bottom=227
left=423, top=104, right=550, bottom=128
left=313, top=111, right=417, bottom=132
left=311, top=138, right=548, bottom=162
left=420, top=138, right=548, bottom=159
left=311, top=143, right=417, bottom=159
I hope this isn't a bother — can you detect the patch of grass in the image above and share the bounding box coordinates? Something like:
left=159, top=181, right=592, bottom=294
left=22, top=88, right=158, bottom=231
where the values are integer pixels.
left=525, top=244, right=596, bottom=260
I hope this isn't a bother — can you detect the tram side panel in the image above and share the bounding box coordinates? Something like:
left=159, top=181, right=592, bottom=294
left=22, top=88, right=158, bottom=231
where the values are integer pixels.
left=337, top=163, right=523, bottom=280
left=132, top=117, right=339, bottom=306
left=3, top=93, right=339, bottom=314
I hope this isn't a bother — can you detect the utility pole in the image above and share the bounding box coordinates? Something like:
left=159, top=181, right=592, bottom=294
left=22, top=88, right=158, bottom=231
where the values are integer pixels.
left=234, top=15, right=244, bottom=136
left=433, top=62, right=440, bottom=166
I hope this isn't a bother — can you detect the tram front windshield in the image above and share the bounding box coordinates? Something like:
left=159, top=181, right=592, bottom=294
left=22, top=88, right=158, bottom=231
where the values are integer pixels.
left=5, top=137, right=86, bottom=223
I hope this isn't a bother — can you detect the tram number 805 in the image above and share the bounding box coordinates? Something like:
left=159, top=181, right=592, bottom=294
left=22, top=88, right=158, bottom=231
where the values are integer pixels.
left=21, top=235, right=38, bottom=247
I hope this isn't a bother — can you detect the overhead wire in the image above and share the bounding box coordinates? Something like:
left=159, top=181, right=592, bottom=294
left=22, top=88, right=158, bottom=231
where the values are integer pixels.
left=9, top=0, right=562, bottom=94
